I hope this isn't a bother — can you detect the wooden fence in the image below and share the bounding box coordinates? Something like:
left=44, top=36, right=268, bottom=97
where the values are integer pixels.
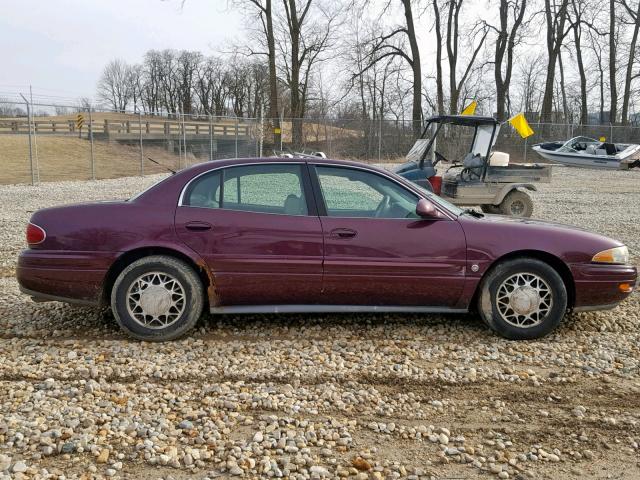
left=0, top=117, right=253, bottom=138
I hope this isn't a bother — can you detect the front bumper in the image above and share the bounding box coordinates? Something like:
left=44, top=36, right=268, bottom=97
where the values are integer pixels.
left=16, top=249, right=115, bottom=305
left=570, top=263, right=637, bottom=310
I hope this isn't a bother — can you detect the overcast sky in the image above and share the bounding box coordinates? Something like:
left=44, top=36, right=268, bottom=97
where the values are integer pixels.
left=0, top=0, right=242, bottom=104
left=0, top=0, right=493, bottom=107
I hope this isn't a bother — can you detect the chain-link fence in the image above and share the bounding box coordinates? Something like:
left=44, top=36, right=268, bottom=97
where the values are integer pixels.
left=2, top=99, right=639, bottom=185
left=0, top=100, right=261, bottom=184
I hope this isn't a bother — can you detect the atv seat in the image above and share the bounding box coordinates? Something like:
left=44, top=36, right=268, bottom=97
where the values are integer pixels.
left=444, top=153, right=484, bottom=183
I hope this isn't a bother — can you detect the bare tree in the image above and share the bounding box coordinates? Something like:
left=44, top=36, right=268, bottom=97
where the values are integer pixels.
left=620, top=0, right=640, bottom=124
left=444, top=0, right=489, bottom=114
left=568, top=0, right=589, bottom=124
left=587, top=27, right=607, bottom=123
left=236, top=0, right=281, bottom=142
left=516, top=53, right=546, bottom=113
left=609, top=0, right=619, bottom=122
left=540, top=0, right=570, bottom=123
left=487, top=0, right=528, bottom=121
left=360, top=0, right=423, bottom=135
left=97, top=59, right=134, bottom=112
left=433, top=0, right=445, bottom=115
left=277, top=0, right=338, bottom=145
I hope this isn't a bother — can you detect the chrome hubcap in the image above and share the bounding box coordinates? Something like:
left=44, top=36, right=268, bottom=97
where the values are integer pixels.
left=496, top=273, right=552, bottom=328
left=126, top=272, right=186, bottom=329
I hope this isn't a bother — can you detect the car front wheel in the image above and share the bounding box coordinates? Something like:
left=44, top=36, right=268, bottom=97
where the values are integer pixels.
left=111, top=255, right=204, bottom=341
left=478, top=258, right=567, bottom=340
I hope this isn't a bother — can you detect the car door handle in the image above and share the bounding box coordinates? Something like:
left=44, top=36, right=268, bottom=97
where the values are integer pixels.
left=330, top=228, right=357, bottom=239
left=185, top=221, right=212, bottom=231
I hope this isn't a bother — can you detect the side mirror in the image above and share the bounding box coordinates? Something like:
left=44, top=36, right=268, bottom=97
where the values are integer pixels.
left=416, top=198, right=440, bottom=219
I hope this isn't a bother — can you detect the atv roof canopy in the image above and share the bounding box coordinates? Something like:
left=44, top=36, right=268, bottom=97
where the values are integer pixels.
left=422, top=114, right=499, bottom=128
left=418, top=115, right=501, bottom=171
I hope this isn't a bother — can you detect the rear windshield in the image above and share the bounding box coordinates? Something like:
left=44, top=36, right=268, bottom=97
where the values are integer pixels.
left=128, top=174, right=173, bottom=201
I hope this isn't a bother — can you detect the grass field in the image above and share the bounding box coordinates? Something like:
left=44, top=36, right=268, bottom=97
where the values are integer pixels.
left=0, top=135, right=188, bottom=184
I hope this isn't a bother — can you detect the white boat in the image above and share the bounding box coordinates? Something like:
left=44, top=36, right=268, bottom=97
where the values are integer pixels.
left=532, top=136, right=640, bottom=169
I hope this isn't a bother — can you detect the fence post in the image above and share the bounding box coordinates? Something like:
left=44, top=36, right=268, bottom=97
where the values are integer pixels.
left=259, top=106, right=264, bottom=157
left=209, top=114, right=213, bottom=160
left=89, top=108, right=95, bottom=180
left=182, top=110, right=187, bottom=167
left=235, top=116, right=239, bottom=158
left=19, top=94, right=35, bottom=185
left=378, top=117, right=382, bottom=162
left=139, top=111, right=144, bottom=176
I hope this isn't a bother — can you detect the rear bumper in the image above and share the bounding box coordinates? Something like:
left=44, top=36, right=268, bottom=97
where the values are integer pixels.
left=16, top=249, right=115, bottom=305
left=570, top=263, right=638, bottom=310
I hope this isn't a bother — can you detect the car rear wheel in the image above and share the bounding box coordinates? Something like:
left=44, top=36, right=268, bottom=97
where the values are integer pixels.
left=478, top=258, right=567, bottom=340
left=111, top=255, right=204, bottom=341
left=499, top=190, right=533, bottom=217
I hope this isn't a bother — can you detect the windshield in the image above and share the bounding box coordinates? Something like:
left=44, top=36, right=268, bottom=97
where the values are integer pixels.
left=406, top=139, right=430, bottom=163
left=413, top=184, right=465, bottom=216
left=558, top=136, right=599, bottom=153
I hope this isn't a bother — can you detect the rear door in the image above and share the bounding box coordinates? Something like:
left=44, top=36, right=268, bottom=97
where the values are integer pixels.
left=311, top=164, right=467, bottom=307
left=175, top=162, right=323, bottom=306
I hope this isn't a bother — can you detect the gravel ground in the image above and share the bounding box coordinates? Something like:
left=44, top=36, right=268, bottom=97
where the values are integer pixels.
left=0, top=166, right=639, bottom=480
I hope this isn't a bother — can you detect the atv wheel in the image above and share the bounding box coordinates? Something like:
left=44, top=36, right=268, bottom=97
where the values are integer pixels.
left=499, top=190, right=533, bottom=217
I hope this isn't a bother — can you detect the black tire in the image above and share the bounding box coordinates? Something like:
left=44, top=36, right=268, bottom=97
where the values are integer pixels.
left=499, top=190, right=533, bottom=217
left=477, top=258, right=567, bottom=340
left=480, top=204, right=501, bottom=214
left=110, top=255, right=204, bottom=341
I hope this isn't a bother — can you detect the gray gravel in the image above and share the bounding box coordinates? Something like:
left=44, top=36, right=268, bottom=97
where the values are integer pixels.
left=0, top=166, right=639, bottom=479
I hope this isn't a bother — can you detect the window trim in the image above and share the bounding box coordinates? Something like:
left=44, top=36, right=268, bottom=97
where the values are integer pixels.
left=178, top=161, right=317, bottom=217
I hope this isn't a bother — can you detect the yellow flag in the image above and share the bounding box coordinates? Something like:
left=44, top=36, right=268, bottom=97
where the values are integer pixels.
left=508, top=113, right=534, bottom=138
left=461, top=100, right=477, bottom=115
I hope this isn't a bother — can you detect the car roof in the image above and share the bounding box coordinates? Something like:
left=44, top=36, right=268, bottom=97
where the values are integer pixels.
left=179, top=156, right=390, bottom=177
left=424, top=114, right=499, bottom=127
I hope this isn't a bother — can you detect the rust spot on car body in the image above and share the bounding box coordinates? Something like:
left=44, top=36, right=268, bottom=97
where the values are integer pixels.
left=196, top=258, right=220, bottom=307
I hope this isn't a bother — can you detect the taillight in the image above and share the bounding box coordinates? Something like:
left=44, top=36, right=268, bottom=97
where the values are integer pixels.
left=26, top=223, right=46, bottom=246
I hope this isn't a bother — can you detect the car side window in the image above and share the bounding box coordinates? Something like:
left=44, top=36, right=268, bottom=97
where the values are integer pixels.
left=183, top=171, right=221, bottom=208
left=316, top=166, right=418, bottom=219
left=221, top=164, right=309, bottom=216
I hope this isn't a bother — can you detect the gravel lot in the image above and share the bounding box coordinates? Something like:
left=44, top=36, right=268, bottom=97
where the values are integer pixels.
left=0, top=166, right=639, bottom=480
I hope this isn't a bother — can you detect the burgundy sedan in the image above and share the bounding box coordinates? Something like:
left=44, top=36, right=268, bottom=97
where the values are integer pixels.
left=18, top=158, right=636, bottom=341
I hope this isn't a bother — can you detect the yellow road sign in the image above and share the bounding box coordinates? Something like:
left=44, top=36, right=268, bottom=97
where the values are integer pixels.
left=76, top=114, right=84, bottom=130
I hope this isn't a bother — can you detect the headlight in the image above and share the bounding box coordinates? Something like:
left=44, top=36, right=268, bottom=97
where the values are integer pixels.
left=592, top=246, right=629, bottom=264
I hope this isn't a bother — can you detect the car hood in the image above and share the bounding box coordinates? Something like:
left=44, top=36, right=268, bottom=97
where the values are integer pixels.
left=393, top=161, right=419, bottom=174
left=458, top=213, right=624, bottom=265
left=479, top=213, right=592, bottom=233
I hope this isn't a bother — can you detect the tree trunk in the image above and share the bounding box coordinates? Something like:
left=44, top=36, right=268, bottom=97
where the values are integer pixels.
left=433, top=0, right=445, bottom=115
left=446, top=1, right=459, bottom=114
left=558, top=50, right=569, bottom=122
left=621, top=2, right=640, bottom=124
left=609, top=0, right=617, bottom=123
left=402, top=0, right=422, bottom=135
left=571, top=13, right=588, bottom=124
left=265, top=0, right=281, bottom=145
left=494, top=0, right=508, bottom=121
left=540, top=0, right=568, bottom=124
left=287, top=0, right=304, bottom=146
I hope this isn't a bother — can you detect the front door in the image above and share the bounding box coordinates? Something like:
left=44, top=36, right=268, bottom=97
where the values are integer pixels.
left=175, top=162, right=323, bottom=306
left=312, top=165, right=467, bottom=307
